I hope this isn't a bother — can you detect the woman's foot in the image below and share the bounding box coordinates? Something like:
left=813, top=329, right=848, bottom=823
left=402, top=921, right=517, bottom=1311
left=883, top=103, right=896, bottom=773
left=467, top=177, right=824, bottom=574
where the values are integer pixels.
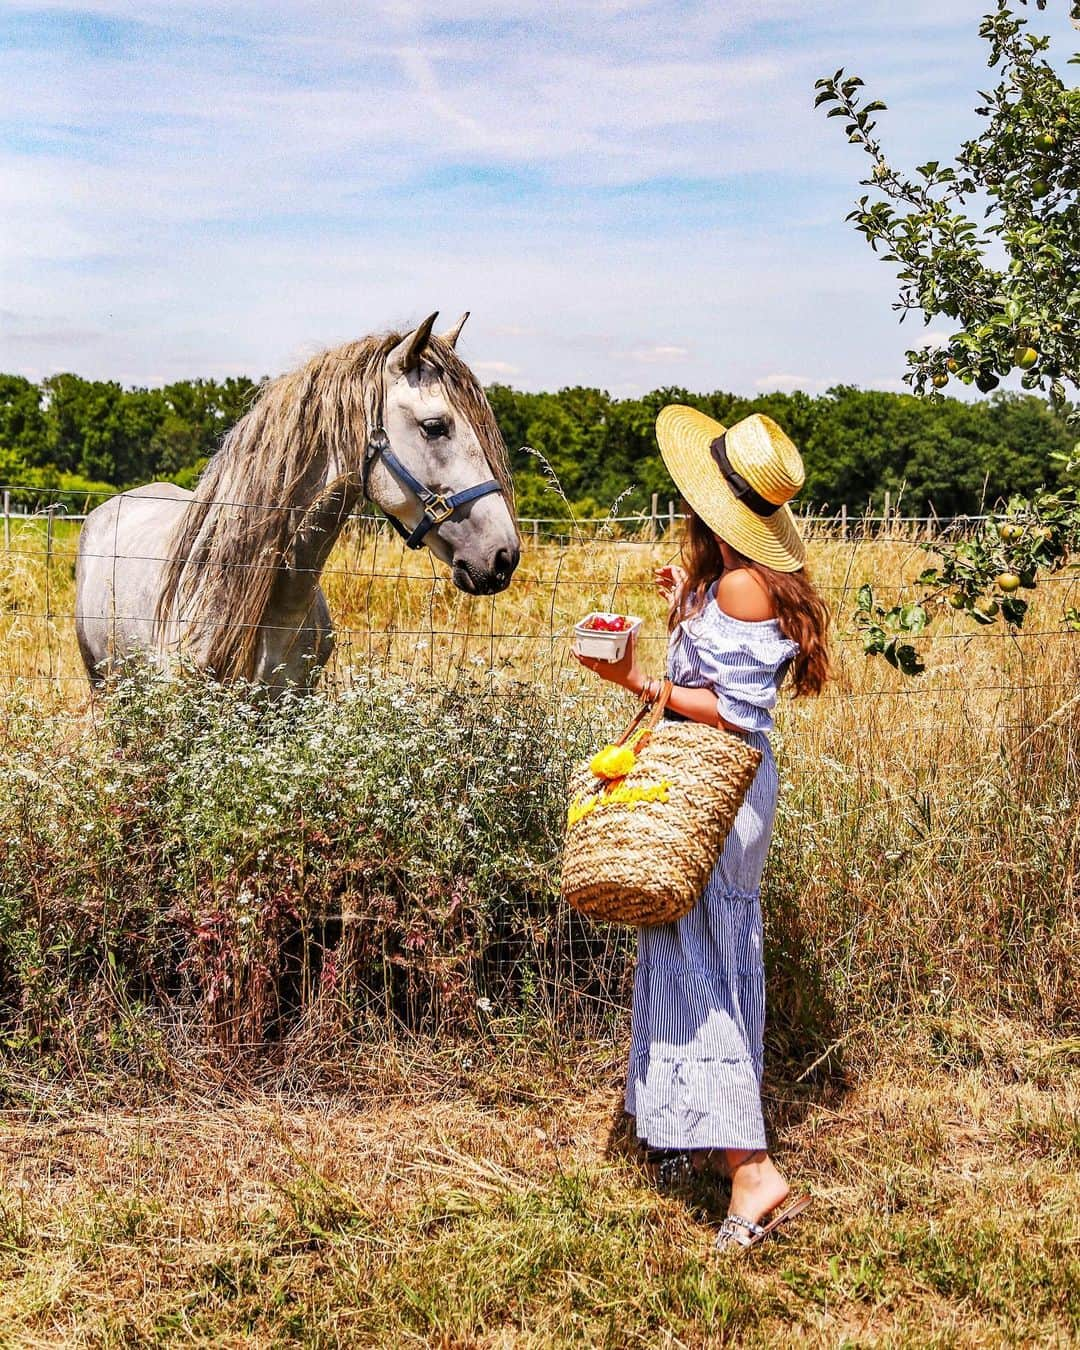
left=724, top=1149, right=790, bottom=1225
left=714, top=1192, right=811, bottom=1255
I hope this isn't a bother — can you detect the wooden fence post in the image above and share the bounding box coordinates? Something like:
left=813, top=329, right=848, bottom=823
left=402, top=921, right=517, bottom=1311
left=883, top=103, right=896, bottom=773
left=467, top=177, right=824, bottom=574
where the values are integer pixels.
left=532, top=519, right=539, bottom=547
left=883, top=491, right=891, bottom=535
left=2, top=490, right=9, bottom=552
left=650, top=493, right=659, bottom=542
left=667, top=499, right=675, bottom=535
left=840, top=503, right=848, bottom=541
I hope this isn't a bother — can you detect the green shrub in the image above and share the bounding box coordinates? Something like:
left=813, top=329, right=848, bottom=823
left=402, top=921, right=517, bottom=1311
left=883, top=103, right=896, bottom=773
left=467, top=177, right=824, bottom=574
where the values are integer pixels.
left=2, top=662, right=1076, bottom=1084
left=0, top=671, right=621, bottom=1069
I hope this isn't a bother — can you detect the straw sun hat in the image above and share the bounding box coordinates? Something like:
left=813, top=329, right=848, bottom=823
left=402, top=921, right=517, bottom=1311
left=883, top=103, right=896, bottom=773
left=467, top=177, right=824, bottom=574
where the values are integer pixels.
left=655, top=405, right=807, bottom=572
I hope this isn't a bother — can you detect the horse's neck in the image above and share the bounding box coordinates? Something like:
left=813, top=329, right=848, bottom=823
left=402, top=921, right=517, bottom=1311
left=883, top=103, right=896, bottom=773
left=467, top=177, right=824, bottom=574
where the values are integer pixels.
left=279, top=457, right=367, bottom=601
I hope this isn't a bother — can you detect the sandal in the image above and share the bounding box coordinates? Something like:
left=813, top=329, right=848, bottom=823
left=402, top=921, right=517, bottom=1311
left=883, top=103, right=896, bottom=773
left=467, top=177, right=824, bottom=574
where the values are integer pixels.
left=713, top=1193, right=812, bottom=1254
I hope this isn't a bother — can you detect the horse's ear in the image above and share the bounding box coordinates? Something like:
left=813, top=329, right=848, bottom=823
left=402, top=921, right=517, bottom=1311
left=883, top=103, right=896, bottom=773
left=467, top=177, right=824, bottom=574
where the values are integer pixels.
left=386, top=312, right=439, bottom=376
left=439, top=311, right=470, bottom=348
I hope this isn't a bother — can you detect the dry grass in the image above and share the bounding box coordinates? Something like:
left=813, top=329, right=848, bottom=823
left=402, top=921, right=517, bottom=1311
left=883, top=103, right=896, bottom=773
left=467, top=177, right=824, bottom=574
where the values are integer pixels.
left=2, top=519, right=1079, bottom=1344
left=6, top=513, right=1080, bottom=706
left=0, top=1025, right=1077, bottom=1347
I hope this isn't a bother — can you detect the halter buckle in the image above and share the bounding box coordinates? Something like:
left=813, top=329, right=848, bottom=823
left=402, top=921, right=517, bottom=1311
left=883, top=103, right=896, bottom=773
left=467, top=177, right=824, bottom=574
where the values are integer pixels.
left=426, top=494, right=456, bottom=526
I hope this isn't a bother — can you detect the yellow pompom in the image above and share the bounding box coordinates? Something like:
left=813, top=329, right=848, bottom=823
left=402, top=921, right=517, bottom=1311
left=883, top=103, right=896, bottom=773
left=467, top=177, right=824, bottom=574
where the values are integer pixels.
left=589, top=744, right=637, bottom=781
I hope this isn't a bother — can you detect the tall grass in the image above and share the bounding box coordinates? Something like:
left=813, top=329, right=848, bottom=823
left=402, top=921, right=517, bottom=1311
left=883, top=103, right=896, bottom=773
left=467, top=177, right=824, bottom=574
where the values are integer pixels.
left=0, top=520, right=1078, bottom=1080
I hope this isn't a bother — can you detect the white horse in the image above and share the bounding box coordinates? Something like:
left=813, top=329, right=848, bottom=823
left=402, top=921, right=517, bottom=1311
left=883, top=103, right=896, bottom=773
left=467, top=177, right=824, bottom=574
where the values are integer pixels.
left=75, top=312, right=520, bottom=692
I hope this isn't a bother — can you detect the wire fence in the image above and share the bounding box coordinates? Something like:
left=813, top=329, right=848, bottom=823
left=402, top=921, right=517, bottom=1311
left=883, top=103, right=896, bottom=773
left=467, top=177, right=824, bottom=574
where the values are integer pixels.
left=1, top=483, right=995, bottom=547
left=1, top=483, right=1078, bottom=750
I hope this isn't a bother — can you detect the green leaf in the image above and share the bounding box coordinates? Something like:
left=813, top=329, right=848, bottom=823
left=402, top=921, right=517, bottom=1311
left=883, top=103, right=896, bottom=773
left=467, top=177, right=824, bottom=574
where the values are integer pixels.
left=1001, top=595, right=1028, bottom=626
left=862, top=627, right=887, bottom=655
left=856, top=583, right=874, bottom=612
left=899, top=603, right=929, bottom=634
left=895, top=643, right=926, bottom=675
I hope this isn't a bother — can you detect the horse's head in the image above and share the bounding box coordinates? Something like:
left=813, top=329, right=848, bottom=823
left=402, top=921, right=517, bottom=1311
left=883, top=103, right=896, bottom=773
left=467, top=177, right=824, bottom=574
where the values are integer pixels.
left=368, top=312, right=520, bottom=595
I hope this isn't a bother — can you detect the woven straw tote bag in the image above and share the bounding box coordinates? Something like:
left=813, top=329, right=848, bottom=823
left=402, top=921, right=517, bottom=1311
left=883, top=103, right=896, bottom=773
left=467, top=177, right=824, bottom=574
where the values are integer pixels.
left=561, top=681, right=763, bottom=926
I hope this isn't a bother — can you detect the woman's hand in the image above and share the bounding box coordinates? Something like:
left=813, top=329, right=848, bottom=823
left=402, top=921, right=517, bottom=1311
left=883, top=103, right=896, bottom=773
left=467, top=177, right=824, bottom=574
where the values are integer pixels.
left=573, top=630, right=643, bottom=692
left=654, top=564, right=687, bottom=610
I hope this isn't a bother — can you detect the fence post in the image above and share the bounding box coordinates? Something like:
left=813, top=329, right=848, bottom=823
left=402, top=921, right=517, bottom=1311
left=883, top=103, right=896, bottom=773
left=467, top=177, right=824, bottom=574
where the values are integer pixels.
left=840, top=503, right=848, bottom=541
left=2, top=490, right=8, bottom=552
left=667, top=499, right=675, bottom=535
left=46, top=504, right=55, bottom=569
left=532, top=519, right=539, bottom=547
left=883, top=491, right=891, bottom=535
left=650, top=493, right=659, bottom=542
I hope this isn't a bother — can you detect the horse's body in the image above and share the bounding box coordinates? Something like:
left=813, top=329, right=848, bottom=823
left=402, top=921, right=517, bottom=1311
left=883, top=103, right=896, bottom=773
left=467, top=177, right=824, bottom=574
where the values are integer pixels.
left=76, top=482, right=338, bottom=689
left=75, top=314, right=520, bottom=692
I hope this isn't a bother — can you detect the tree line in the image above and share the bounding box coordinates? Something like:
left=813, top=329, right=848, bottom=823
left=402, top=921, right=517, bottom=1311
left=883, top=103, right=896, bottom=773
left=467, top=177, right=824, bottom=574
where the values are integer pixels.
left=0, top=370, right=1073, bottom=518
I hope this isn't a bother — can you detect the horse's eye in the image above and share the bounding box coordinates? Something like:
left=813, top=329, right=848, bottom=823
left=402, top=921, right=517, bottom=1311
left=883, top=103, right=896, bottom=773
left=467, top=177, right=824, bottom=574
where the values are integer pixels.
left=420, top=417, right=449, bottom=440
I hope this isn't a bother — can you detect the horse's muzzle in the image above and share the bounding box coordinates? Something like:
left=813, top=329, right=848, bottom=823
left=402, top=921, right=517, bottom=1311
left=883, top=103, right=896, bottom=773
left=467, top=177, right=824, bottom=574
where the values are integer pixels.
left=453, top=546, right=519, bottom=595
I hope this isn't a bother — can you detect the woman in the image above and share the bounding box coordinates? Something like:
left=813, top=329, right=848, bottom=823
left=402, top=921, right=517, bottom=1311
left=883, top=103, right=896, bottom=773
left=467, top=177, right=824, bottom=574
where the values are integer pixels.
left=574, top=405, right=830, bottom=1252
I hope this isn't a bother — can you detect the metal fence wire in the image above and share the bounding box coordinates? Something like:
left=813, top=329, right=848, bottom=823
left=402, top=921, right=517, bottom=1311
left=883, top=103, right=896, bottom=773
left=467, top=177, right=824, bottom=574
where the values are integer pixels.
left=1, top=485, right=1078, bottom=742
left=2, top=482, right=996, bottom=544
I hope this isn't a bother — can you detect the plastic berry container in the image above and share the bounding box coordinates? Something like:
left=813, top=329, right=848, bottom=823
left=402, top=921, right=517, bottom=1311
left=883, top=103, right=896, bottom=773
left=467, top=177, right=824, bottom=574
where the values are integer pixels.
left=571, top=611, right=643, bottom=662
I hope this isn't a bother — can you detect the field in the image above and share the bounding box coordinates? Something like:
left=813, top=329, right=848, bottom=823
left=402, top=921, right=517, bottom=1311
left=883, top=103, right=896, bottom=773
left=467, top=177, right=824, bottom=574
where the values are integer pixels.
left=1, top=1025, right=1078, bottom=1346
left=1, top=516, right=1079, bottom=1346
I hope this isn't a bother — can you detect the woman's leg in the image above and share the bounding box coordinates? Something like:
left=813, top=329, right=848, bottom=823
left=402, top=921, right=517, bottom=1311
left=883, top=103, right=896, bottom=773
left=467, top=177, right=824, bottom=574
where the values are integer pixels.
left=723, top=1147, right=790, bottom=1221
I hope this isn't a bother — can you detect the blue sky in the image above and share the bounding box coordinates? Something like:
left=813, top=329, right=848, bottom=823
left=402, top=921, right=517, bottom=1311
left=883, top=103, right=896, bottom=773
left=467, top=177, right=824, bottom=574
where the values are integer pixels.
left=1, top=1, right=1077, bottom=395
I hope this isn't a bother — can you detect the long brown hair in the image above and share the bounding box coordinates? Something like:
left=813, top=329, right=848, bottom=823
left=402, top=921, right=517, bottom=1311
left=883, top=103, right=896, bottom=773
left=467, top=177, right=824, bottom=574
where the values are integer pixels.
left=671, top=508, right=831, bottom=697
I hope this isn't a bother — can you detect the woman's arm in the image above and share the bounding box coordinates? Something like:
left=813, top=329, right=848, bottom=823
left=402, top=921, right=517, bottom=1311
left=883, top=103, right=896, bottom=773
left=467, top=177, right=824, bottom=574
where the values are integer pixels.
left=638, top=677, right=741, bottom=731
left=571, top=567, right=776, bottom=733
left=572, top=638, right=743, bottom=732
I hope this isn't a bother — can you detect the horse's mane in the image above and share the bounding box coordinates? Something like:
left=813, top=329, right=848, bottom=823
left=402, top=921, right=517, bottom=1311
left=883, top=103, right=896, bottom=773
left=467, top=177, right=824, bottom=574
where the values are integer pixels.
left=155, top=330, right=514, bottom=682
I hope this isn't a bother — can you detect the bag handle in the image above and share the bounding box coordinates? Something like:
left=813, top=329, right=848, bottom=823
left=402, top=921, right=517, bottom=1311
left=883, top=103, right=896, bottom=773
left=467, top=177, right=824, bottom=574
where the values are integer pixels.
left=614, top=678, right=673, bottom=748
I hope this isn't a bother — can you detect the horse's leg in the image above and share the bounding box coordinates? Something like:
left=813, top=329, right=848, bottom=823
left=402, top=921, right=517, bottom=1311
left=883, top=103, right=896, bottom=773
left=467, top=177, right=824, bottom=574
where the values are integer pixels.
left=309, top=588, right=335, bottom=683
left=254, top=584, right=334, bottom=694
left=75, top=618, right=107, bottom=689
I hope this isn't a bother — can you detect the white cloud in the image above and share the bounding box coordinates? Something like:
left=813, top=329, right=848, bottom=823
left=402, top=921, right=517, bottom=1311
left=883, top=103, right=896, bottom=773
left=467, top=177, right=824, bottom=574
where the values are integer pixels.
left=3, top=0, right=1078, bottom=391
left=754, top=373, right=836, bottom=394
left=921, top=329, right=954, bottom=350
left=471, top=360, right=521, bottom=377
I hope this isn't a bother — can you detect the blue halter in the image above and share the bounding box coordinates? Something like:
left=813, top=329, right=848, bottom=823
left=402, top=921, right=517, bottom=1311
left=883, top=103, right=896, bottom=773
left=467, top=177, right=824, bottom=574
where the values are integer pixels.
left=363, top=427, right=505, bottom=550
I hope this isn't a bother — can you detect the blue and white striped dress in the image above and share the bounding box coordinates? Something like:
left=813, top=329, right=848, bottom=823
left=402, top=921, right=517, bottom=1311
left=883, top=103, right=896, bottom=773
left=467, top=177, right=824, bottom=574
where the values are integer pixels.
left=626, top=584, right=798, bottom=1151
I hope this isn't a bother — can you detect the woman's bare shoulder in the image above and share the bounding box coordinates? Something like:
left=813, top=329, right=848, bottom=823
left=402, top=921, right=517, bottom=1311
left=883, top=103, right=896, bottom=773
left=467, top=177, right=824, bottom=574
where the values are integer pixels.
left=714, top=567, right=776, bottom=621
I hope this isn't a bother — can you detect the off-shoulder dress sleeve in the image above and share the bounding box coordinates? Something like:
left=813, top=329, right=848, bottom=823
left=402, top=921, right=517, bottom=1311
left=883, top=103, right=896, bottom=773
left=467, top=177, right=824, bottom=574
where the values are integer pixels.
left=670, top=603, right=799, bottom=732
